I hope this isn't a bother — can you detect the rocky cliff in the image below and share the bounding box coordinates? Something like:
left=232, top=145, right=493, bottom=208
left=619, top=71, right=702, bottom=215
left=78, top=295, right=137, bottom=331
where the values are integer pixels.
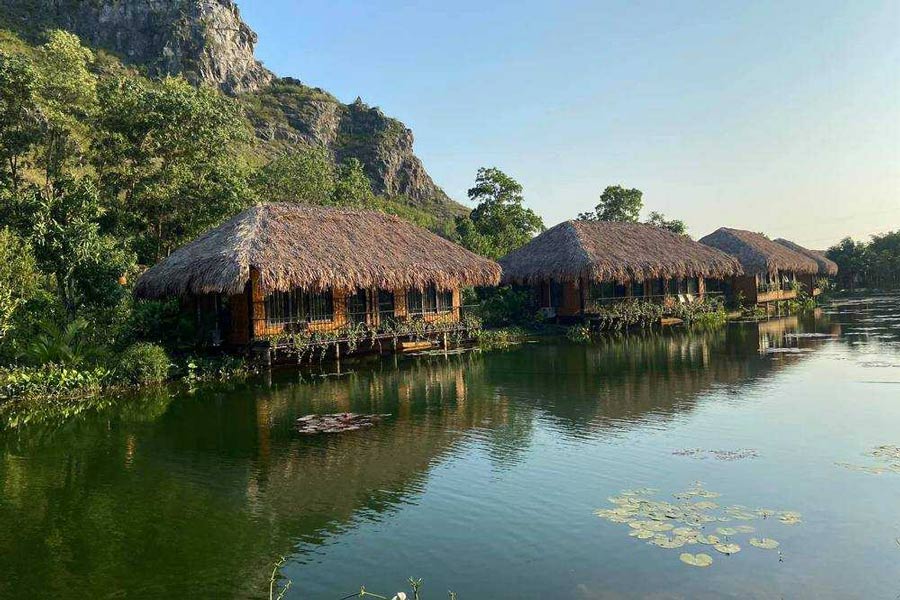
left=0, top=0, right=461, bottom=215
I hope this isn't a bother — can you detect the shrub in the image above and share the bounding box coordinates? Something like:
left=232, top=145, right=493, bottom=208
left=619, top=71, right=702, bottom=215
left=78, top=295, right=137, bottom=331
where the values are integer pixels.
left=474, top=326, right=528, bottom=350
left=566, top=325, right=593, bottom=343
left=0, top=364, right=112, bottom=402
left=116, top=342, right=170, bottom=385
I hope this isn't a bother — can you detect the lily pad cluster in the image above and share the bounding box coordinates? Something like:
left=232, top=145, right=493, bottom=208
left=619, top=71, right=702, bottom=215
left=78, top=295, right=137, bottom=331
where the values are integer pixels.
left=836, top=445, right=900, bottom=475
left=594, top=482, right=800, bottom=568
left=672, top=448, right=759, bottom=461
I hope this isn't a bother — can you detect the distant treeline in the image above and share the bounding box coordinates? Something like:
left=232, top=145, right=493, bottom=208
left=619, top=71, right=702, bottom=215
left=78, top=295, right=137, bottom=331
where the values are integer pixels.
left=828, top=231, right=900, bottom=291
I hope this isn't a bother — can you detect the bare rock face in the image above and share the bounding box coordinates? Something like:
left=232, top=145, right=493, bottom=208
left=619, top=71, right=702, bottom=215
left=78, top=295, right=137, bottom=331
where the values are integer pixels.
left=1, top=0, right=272, bottom=94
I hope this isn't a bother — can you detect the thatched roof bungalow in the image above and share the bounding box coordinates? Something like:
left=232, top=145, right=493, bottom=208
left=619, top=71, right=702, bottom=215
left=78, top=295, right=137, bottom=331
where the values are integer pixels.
left=773, top=238, right=838, bottom=296
left=498, top=220, right=743, bottom=318
left=136, top=203, right=500, bottom=347
left=699, top=227, right=819, bottom=304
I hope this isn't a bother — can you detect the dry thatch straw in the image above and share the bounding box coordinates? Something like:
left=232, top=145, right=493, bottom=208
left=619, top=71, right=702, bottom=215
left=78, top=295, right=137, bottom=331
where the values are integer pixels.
left=774, top=238, right=839, bottom=276
left=699, top=228, right=819, bottom=276
left=135, top=203, right=501, bottom=298
left=498, top=220, right=743, bottom=285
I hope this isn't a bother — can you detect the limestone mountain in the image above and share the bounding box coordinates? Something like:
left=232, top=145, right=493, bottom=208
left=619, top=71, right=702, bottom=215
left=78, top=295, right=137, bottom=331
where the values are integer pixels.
left=0, top=0, right=464, bottom=217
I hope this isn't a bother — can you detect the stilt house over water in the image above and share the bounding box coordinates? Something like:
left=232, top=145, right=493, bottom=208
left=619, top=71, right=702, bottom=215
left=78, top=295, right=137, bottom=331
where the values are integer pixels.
left=497, top=220, right=743, bottom=319
left=135, top=203, right=501, bottom=349
left=699, top=227, right=820, bottom=305
left=773, top=238, right=839, bottom=295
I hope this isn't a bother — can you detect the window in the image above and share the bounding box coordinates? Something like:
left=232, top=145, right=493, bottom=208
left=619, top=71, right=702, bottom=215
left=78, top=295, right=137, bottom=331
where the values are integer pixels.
left=590, top=281, right=616, bottom=301
left=675, top=278, right=688, bottom=294
left=651, top=278, right=666, bottom=297
left=423, top=285, right=438, bottom=314
left=438, top=289, right=454, bottom=312
left=549, top=281, right=563, bottom=308
left=347, top=289, right=368, bottom=323
left=686, top=277, right=698, bottom=295
left=406, top=288, right=423, bottom=315
left=632, top=280, right=645, bottom=298
left=264, top=288, right=333, bottom=326
left=378, top=290, right=395, bottom=320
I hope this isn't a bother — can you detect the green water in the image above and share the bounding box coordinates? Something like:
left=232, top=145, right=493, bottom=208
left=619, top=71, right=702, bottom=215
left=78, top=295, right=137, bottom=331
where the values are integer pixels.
left=2, top=297, right=900, bottom=599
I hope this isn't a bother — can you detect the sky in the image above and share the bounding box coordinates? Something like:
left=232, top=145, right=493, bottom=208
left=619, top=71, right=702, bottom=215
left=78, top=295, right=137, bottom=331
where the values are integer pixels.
left=239, top=0, right=899, bottom=248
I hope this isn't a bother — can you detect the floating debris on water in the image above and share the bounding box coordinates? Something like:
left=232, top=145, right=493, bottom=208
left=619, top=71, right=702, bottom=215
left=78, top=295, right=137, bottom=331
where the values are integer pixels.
left=673, top=448, right=759, bottom=461
left=836, top=444, right=900, bottom=475
left=594, top=482, right=800, bottom=568
left=783, top=333, right=838, bottom=339
left=295, top=413, right=391, bottom=434
left=764, top=348, right=811, bottom=355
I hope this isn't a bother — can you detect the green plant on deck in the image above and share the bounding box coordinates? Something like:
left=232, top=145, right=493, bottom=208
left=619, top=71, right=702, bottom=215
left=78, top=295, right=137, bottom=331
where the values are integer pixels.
left=589, top=300, right=665, bottom=331
left=474, top=326, right=527, bottom=350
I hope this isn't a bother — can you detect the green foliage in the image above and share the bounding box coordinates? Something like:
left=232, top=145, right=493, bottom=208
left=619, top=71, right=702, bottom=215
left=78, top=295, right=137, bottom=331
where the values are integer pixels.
left=22, top=317, right=91, bottom=366
left=474, top=326, right=528, bottom=350
left=116, top=342, right=170, bottom=385
left=827, top=231, right=900, bottom=291
left=93, top=74, right=252, bottom=262
left=566, top=324, right=593, bottom=343
left=0, top=49, right=43, bottom=192
left=645, top=211, right=687, bottom=235
left=253, top=146, right=335, bottom=204
left=455, top=167, right=544, bottom=259
left=0, top=363, right=112, bottom=402
left=117, top=298, right=198, bottom=351
left=335, top=157, right=375, bottom=206
left=180, top=354, right=250, bottom=384
left=472, top=287, right=540, bottom=328
left=0, top=227, right=39, bottom=345
left=579, top=185, right=643, bottom=222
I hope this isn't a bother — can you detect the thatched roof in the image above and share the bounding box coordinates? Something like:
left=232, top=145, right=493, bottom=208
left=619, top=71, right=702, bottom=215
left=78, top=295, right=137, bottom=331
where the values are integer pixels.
left=135, top=203, right=500, bottom=298
left=699, top=228, right=819, bottom=276
left=774, top=238, right=839, bottom=276
left=498, top=220, right=743, bottom=285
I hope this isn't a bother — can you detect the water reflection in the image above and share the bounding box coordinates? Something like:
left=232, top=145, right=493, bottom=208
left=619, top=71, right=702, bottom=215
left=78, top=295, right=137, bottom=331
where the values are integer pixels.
left=1, top=298, right=899, bottom=599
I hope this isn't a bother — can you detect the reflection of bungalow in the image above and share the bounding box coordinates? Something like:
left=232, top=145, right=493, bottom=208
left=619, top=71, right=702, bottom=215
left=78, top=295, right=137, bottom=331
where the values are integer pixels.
left=774, top=238, right=838, bottom=296
left=498, top=220, right=742, bottom=319
left=699, top=228, right=818, bottom=306
left=135, top=203, right=500, bottom=348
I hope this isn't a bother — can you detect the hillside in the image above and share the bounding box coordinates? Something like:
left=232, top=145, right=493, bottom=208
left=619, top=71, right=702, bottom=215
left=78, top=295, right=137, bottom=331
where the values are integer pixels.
left=0, top=0, right=466, bottom=219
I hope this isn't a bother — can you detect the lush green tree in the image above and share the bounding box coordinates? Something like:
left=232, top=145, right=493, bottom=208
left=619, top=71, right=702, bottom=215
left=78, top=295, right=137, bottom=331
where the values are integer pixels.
left=93, top=75, right=251, bottom=262
left=0, top=51, right=44, bottom=194
left=867, top=231, right=900, bottom=289
left=578, top=185, right=643, bottom=222
left=253, top=146, right=335, bottom=205
left=33, top=30, right=97, bottom=188
left=645, top=211, right=687, bottom=235
left=16, top=177, right=132, bottom=321
left=827, top=237, right=868, bottom=291
left=0, top=227, right=40, bottom=345
left=334, top=157, right=375, bottom=206
left=455, top=167, right=544, bottom=259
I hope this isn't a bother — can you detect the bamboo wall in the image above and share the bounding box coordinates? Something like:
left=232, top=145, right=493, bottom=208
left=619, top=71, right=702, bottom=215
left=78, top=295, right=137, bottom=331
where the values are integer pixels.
left=232, top=269, right=461, bottom=343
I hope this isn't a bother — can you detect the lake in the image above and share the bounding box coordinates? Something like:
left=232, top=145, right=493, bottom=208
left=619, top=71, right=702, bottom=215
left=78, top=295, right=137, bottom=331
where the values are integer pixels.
left=1, top=296, right=899, bottom=599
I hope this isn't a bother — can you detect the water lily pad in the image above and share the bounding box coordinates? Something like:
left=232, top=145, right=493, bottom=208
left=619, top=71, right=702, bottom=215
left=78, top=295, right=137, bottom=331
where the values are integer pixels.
left=650, top=536, right=685, bottom=549
left=693, top=501, right=718, bottom=510
left=749, top=537, right=780, bottom=549
left=734, top=525, right=756, bottom=534
left=716, top=527, right=738, bottom=536
left=672, top=527, right=699, bottom=537
left=696, top=535, right=720, bottom=545
left=714, top=543, right=741, bottom=555
left=679, top=552, right=713, bottom=567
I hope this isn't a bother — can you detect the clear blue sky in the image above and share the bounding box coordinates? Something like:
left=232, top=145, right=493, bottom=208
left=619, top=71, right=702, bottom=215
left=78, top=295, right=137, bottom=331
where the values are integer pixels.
left=239, top=0, right=899, bottom=248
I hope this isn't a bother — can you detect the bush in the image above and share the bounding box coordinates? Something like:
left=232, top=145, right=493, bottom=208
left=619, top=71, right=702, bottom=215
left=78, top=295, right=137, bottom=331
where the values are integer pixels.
left=116, top=342, right=170, bottom=385
left=474, top=326, right=528, bottom=350
left=472, top=287, right=540, bottom=328
left=0, top=364, right=112, bottom=401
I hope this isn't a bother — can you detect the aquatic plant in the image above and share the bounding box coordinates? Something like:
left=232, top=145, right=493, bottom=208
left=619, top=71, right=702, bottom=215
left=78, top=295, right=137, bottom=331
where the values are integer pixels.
left=566, top=325, right=593, bottom=343
left=474, top=326, right=528, bottom=350
left=836, top=445, right=900, bottom=475
left=594, top=482, right=799, bottom=568
left=0, top=363, right=113, bottom=401
left=672, top=448, right=759, bottom=461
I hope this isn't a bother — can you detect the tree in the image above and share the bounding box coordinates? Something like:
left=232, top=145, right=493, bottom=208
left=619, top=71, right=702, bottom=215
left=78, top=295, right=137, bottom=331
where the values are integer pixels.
left=16, top=177, right=132, bottom=321
left=645, top=211, right=687, bottom=235
left=333, top=158, right=374, bottom=206
left=33, top=30, right=97, bottom=189
left=0, top=227, right=39, bottom=345
left=93, top=75, right=251, bottom=262
left=253, top=146, right=336, bottom=205
left=867, top=231, right=900, bottom=290
left=827, top=237, right=868, bottom=291
left=455, top=167, right=544, bottom=259
left=578, top=185, right=643, bottom=222
left=0, top=51, right=44, bottom=194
